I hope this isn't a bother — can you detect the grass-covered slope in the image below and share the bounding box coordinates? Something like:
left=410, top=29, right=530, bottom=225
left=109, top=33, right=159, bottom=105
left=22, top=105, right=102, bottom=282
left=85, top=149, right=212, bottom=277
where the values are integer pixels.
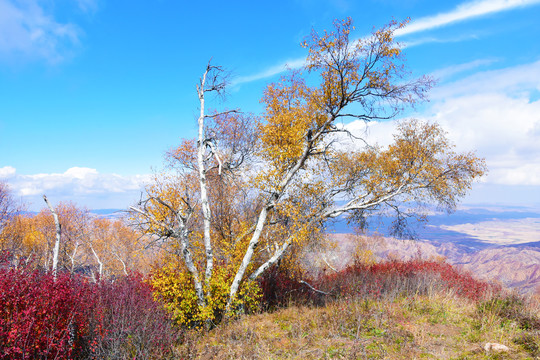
left=180, top=294, right=538, bottom=359
left=178, top=261, right=540, bottom=359
left=2, top=250, right=539, bottom=359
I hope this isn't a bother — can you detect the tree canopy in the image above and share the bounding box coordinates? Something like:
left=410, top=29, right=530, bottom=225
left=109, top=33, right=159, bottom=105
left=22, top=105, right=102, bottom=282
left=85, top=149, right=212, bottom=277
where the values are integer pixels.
left=131, top=18, right=486, bottom=323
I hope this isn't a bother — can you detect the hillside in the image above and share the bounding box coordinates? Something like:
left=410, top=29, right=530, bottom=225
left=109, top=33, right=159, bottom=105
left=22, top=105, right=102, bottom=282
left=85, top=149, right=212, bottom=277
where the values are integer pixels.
left=459, top=247, right=540, bottom=294
left=3, top=247, right=540, bottom=359
left=324, top=233, right=540, bottom=295
left=174, top=254, right=540, bottom=359
left=178, top=290, right=540, bottom=359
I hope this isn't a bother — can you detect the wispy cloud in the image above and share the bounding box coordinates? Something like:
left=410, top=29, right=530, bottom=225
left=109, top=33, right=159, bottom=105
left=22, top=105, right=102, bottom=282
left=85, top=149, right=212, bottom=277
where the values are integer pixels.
left=396, top=0, right=540, bottom=37
left=399, top=33, right=481, bottom=49
left=76, top=0, right=99, bottom=13
left=234, top=0, right=540, bottom=85
left=430, top=60, right=540, bottom=99
left=429, top=58, right=498, bottom=81
left=232, top=58, right=305, bottom=86
left=0, top=0, right=81, bottom=63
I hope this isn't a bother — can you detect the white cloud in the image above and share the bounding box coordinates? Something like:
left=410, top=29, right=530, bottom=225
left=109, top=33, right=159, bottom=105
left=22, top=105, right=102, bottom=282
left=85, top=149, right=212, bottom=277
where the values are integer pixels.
left=433, top=94, right=540, bottom=185
left=2, top=167, right=150, bottom=210
left=344, top=61, right=540, bottom=187
left=399, top=33, right=481, bottom=49
left=0, top=0, right=81, bottom=63
left=490, top=163, right=540, bottom=185
left=341, top=119, right=396, bottom=148
left=430, top=60, right=540, bottom=99
left=14, top=167, right=150, bottom=196
left=63, top=166, right=98, bottom=180
left=395, top=0, right=540, bottom=36
left=0, top=166, right=16, bottom=178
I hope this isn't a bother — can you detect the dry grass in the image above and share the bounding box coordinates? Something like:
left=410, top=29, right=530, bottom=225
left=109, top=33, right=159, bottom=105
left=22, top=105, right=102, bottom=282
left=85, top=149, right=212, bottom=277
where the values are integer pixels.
left=176, top=290, right=540, bottom=359
left=172, top=260, right=540, bottom=359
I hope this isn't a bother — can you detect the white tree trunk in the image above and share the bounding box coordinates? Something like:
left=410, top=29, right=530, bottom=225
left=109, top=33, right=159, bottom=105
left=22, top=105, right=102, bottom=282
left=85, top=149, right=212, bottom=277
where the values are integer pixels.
left=177, top=226, right=206, bottom=308
left=89, top=242, right=103, bottom=280
left=113, top=252, right=129, bottom=276
left=129, top=204, right=206, bottom=307
left=226, top=203, right=271, bottom=310
left=249, top=236, right=292, bottom=280
left=226, top=132, right=317, bottom=310
left=197, top=67, right=213, bottom=286
left=69, top=242, right=79, bottom=273
left=43, top=195, right=61, bottom=279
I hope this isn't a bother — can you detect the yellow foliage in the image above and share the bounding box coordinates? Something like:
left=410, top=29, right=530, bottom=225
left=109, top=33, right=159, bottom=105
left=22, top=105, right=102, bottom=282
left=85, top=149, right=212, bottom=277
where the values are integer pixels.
left=350, top=233, right=378, bottom=266
left=150, top=261, right=261, bottom=328
left=259, top=73, right=325, bottom=171
left=134, top=17, right=485, bottom=327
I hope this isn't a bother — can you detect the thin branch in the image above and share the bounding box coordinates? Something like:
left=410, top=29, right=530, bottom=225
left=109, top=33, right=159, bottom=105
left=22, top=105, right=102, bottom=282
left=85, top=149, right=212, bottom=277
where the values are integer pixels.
left=113, top=252, right=129, bottom=276
left=323, top=184, right=406, bottom=219
left=299, top=280, right=333, bottom=296
left=204, top=109, right=239, bottom=119
left=207, top=141, right=223, bottom=175
left=322, top=255, right=338, bottom=273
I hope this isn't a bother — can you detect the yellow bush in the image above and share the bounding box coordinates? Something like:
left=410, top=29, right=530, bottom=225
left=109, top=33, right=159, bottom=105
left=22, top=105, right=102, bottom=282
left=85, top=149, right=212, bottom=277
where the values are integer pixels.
left=150, top=262, right=261, bottom=328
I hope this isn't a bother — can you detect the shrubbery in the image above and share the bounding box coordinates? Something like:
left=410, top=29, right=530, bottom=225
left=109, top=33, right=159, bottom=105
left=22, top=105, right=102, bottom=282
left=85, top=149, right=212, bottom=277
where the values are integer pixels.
left=0, top=252, right=179, bottom=359
left=150, top=261, right=262, bottom=328
left=87, top=273, right=180, bottom=359
left=322, top=260, right=500, bottom=301
left=0, top=259, right=94, bottom=359
left=3, top=248, right=529, bottom=359
left=259, top=258, right=502, bottom=309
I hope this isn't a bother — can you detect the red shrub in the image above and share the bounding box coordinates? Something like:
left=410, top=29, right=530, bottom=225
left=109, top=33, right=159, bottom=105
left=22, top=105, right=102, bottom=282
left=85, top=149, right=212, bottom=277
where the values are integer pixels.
left=88, top=273, right=180, bottom=359
left=259, top=267, right=316, bottom=309
left=320, top=260, right=500, bottom=302
left=260, top=259, right=500, bottom=308
left=0, top=264, right=95, bottom=359
left=0, top=253, right=179, bottom=359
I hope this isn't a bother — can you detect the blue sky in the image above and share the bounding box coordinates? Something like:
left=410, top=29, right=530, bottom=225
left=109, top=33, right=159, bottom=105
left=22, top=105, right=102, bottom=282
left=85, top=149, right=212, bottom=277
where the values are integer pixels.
left=1, top=0, right=539, bottom=210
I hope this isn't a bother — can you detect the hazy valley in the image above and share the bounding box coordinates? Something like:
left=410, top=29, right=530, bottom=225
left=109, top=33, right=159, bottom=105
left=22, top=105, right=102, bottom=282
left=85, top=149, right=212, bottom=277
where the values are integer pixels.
left=323, top=205, right=540, bottom=294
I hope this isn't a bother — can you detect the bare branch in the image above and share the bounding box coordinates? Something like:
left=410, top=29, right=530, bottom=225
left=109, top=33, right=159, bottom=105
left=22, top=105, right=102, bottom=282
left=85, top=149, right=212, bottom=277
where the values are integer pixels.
left=204, top=109, right=239, bottom=119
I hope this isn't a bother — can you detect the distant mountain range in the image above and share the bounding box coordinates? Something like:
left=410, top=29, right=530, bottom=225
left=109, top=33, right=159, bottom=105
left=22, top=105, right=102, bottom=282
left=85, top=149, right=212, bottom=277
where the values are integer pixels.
left=22, top=208, right=125, bottom=217
left=325, top=205, right=540, bottom=294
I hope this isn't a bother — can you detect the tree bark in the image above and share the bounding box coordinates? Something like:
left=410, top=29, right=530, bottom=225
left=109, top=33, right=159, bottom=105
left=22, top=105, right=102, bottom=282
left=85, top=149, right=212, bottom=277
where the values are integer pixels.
left=89, top=242, right=103, bottom=280
left=43, top=195, right=61, bottom=279
left=197, top=66, right=214, bottom=287
left=226, top=202, right=272, bottom=311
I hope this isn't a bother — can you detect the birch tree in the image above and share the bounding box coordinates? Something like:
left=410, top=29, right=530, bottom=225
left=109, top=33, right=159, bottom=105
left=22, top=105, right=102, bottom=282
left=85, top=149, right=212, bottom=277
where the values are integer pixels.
left=131, top=18, right=486, bottom=320
left=43, top=196, right=61, bottom=278
left=0, top=182, right=18, bottom=233
left=0, top=182, right=28, bottom=265
left=87, top=218, right=147, bottom=278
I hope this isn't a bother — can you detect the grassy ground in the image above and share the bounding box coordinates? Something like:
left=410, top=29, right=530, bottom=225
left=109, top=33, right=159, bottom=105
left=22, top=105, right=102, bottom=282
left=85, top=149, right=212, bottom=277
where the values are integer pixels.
left=177, top=290, right=540, bottom=359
